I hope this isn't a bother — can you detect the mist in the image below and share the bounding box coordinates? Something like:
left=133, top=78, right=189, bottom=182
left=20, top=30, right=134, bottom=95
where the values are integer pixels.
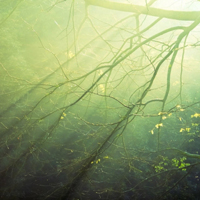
left=1, top=0, right=200, bottom=199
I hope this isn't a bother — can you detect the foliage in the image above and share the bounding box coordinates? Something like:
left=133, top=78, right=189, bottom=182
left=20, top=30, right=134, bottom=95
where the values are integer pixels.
left=1, top=0, right=200, bottom=200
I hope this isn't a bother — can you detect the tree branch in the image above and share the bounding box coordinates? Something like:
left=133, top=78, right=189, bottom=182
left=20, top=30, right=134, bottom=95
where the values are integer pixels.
left=85, top=0, right=200, bottom=21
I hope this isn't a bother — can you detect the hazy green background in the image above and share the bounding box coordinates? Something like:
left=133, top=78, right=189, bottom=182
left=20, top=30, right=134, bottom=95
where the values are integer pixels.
left=1, top=0, right=200, bottom=199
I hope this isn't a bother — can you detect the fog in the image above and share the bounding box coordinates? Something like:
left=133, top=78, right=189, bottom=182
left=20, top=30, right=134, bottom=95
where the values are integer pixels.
left=1, top=0, right=200, bottom=199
